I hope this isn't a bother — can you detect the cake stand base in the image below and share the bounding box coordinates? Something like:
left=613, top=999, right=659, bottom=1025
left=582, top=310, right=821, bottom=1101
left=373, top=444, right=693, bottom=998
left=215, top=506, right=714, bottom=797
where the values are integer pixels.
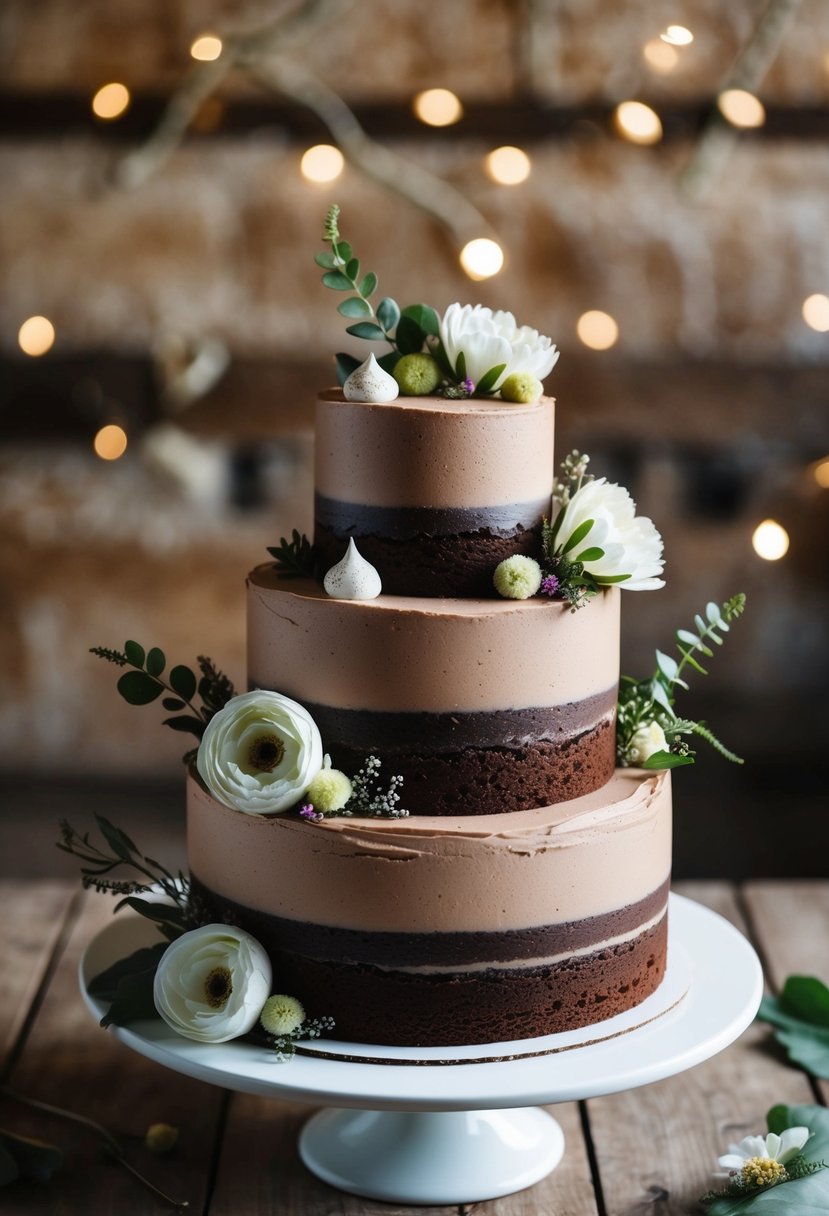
left=299, top=1106, right=565, bottom=1204
left=80, top=895, right=763, bottom=1206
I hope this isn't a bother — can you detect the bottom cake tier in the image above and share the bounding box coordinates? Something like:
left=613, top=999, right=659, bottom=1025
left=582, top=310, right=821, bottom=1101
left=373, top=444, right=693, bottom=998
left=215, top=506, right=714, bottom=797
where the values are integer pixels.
left=187, top=768, right=672, bottom=1047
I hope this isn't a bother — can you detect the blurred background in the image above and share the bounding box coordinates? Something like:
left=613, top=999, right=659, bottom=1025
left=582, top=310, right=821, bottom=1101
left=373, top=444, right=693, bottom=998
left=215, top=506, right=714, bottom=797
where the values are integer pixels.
left=1, top=0, right=827, bottom=879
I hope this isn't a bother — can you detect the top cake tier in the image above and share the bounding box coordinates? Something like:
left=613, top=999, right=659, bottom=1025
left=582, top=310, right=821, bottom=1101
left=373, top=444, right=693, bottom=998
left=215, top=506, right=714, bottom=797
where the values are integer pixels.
left=313, top=390, right=555, bottom=597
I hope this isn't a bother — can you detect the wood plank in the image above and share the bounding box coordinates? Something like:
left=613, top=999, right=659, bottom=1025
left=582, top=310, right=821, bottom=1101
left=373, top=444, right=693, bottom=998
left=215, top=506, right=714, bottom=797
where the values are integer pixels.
left=210, top=1089, right=598, bottom=1214
left=2, top=889, right=225, bottom=1214
left=0, top=879, right=76, bottom=1070
left=743, top=880, right=829, bottom=1104
left=583, top=882, right=817, bottom=1216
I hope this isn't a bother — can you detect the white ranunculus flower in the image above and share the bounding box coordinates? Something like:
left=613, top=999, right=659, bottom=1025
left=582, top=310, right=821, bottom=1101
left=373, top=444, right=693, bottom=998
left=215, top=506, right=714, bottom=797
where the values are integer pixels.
left=197, top=689, right=323, bottom=814
left=552, top=477, right=665, bottom=590
left=626, top=720, right=668, bottom=764
left=439, top=303, right=559, bottom=391
left=153, top=924, right=272, bottom=1043
left=717, top=1127, right=810, bottom=1177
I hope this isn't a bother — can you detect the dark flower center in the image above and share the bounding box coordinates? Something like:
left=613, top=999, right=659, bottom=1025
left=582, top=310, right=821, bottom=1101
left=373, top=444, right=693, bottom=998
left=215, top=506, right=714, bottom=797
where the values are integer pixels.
left=249, top=733, right=285, bottom=772
left=204, top=966, right=232, bottom=1009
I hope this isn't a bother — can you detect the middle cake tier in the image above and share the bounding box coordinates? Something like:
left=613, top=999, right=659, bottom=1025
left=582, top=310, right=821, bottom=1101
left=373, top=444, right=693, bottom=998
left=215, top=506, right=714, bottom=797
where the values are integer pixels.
left=248, top=568, right=619, bottom=815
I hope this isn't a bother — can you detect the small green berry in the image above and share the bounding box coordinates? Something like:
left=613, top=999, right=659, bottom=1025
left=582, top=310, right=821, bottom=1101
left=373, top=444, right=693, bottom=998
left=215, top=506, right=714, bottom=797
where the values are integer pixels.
left=500, top=372, right=543, bottom=404
left=145, top=1123, right=179, bottom=1155
left=394, top=353, right=442, bottom=396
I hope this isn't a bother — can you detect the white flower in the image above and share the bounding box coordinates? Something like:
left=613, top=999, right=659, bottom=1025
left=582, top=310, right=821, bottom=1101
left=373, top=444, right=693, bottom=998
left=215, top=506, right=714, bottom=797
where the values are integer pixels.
left=197, top=689, right=323, bottom=815
left=260, top=994, right=306, bottom=1037
left=153, top=924, right=272, bottom=1043
left=439, top=303, right=559, bottom=391
left=626, top=721, right=668, bottom=764
left=717, top=1127, right=810, bottom=1189
left=552, top=477, right=665, bottom=591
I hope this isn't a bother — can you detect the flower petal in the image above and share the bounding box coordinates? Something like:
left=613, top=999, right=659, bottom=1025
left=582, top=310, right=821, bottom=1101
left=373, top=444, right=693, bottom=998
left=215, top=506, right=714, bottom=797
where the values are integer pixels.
left=777, top=1126, right=810, bottom=1164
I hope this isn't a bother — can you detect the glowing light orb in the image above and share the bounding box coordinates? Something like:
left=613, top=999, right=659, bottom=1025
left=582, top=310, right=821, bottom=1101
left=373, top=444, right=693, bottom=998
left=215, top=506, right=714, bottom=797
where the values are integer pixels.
left=576, top=310, right=619, bottom=351
left=751, top=519, right=789, bottom=561
left=18, top=315, right=55, bottom=357
left=94, top=425, right=129, bottom=461
left=614, top=100, right=663, bottom=145
left=92, top=82, right=131, bottom=120
left=190, top=34, right=223, bottom=61
left=484, top=146, right=532, bottom=185
left=718, top=89, right=765, bottom=129
left=413, top=89, right=463, bottom=127
left=300, top=144, right=345, bottom=183
left=459, top=238, right=504, bottom=280
left=802, top=293, right=829, bottom=333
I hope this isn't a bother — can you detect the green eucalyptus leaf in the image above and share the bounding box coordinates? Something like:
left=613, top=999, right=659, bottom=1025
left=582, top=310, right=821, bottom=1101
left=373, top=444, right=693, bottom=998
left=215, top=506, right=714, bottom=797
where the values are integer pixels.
left=677, top=628, right=701, bottom=647
left=322, top=270, right=352, bottom=291
left=123, top=640, right=145, bottom=668
left=706, top=601, right=723, bottom=623
left=359, top=271, right=378, bottom=299
left=432, top=339, right=455, bottom=378
left=115, top=897, right=187, bottom=940
left=314, top=251, right=338, bottom=269
left=335, top=241, right=352, bottom=264
left=642, top=751, right=694, bottom=769
left=95, top=815, right=138, bottom=860
left=474, top=363, right=507, bottom=394
left=576, top=546, right=604, bottom=563
left=335, top=353, right=361, bottom=385
left=146, top=647, right=165, bottom=678
left=345, top=321, right=386, bottom=341
left=98, top=960, right=164, bottom=1028
left=377, top=297, right=400, bottom=332
left=656, top=649, right=678, bottom=680
left=117, top=670, right=163, bottom=705
left=88, top=942, right=168, bottom=1003
left=455, top=350, right=467, bottom=382
left=560, top=518, right=594, bottom=556
left=650, top=680, right=675, bottom=714
left=782, top=976, right=829, bottom=1027
left=594, top=573, right=632, bottom=584
left=163, top=715, right=207, bottom=736
left=377, top=351, right=401, bottom=374
left=337, top=296, right=372, bottom=318
left=169, top=664, right=197, bottom=701
left=396, top=315, right=425, bottom=355
left=162, top=697, right=185, bottom=711
left=345, top=257, right=360, bottom=280
left=401, top=303, right=440, bottom=335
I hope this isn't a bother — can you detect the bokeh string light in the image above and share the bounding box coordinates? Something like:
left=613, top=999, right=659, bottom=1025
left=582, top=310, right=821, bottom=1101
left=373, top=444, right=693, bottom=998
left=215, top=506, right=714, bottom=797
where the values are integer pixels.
left=459, top=238, right=504, bottom=280
left=718, top=89, right=766, bottom=129
left=190, top=34, right=223, bottom=62
left=412, top=88, right=463, bottom=127
left=661, top=25, right=694, bottom=46
left=91, top=82, right=131, bottom=120
left=751, top=519, right=789, bottom=561
left=802, top=293, right=829, bottom=332
left=484, top=146, right=531, bottom=185
left=93, top=424, right=129, bottom=461
left=642, top=39, right=679, bottom=74
left=614, top=101, right=663, bottom=145
left=18, top=316, right=55, bottom=357
left=576, top=310, right=619, bottom=351
left=300, top=144, right=344, bottom=182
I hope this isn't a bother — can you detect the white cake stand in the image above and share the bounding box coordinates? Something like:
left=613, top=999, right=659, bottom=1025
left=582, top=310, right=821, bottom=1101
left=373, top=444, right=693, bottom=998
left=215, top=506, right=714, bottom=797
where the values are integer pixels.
left=80, top=893, right=763, bottom=1205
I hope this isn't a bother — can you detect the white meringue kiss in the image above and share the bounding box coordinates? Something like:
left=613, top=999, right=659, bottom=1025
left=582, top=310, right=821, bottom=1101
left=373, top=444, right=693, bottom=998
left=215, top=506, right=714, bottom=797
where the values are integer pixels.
left=323, top=538, right=382, bottom=600
left=342, top=353, right=399, bottom=403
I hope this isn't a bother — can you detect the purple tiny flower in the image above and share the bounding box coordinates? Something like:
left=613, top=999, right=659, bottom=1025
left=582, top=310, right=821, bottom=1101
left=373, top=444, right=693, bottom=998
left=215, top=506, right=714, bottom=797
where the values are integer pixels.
left=300, top=803, right=323, bottom=823
left=540, top=574, right=560, bottom=597
left=462, top=377, right=474, bottom=395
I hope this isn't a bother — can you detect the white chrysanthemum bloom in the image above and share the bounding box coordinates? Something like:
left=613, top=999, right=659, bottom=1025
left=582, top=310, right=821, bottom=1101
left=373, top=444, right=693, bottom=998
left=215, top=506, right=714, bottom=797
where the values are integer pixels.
left=553, top=477, right=665, bottom=591
left=439, top=303, right=559, bottom=391
left=153, top=924, right=272, bottom=1043
left=626, top=721, right=668, bottom=764
left=197, top=689, right=323, bottom=814
left=717, top=1127, right=810, bottom=1188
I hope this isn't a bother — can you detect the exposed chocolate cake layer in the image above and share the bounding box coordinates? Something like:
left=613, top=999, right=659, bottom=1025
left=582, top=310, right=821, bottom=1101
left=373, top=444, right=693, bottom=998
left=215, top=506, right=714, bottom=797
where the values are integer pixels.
left=190, top=875, right=669, bottom=968
left=191, top=872, right=667, bottom=1045
left=314, top=520, right=541, bottom=597
left=315, top=494, right=551, bottom=540
left=322, top=714, right=616, bottom=815
left=300, top=689, right=617, bottom=754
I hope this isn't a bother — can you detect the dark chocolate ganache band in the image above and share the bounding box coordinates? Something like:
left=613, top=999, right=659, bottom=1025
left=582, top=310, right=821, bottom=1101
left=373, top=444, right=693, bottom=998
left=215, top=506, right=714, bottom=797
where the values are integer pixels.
left=314, top=493, right=552, bottom=541
left=298, top=688, right=618, bottom=754
left=190, top=875, right=669, bottom=969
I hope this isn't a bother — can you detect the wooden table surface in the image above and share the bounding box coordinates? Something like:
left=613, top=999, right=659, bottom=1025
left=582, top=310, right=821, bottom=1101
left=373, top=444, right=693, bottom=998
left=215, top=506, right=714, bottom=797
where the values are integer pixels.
left=3, top=879, right=828, bottom=1215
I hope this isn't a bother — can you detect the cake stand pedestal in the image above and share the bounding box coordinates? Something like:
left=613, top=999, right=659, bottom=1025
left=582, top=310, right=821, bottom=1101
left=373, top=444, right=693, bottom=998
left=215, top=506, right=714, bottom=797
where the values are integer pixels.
left=80, top=894, right=763, bottom=1206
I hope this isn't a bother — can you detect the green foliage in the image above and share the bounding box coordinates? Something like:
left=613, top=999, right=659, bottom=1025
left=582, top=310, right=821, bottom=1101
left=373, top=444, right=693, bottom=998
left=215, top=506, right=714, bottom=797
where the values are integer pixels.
left=317, top=207, right=469, bottom=392
left=701, top=1104, right=829, bottom=1213
left=758, top=976, right=829, bottom=1079
left=57, top=815, right=190, bottom=926
left=266, top=529, right=316, bottom=577
left=88, top=943, right=169, bottom=1028
left=91, top=641, right=236, bottom=758
left=616, top=594, right=746, bottom=770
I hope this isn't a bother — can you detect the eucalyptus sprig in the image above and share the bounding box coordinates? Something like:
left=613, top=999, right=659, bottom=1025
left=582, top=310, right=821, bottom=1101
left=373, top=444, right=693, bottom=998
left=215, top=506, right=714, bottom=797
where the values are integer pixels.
left=266, top=529, right=316, bottom=578
left=90, top=643, right=235, bottom=762
left=616, top=593, right=747, bottom=769
left=316, top=203, right=442, bottom=385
